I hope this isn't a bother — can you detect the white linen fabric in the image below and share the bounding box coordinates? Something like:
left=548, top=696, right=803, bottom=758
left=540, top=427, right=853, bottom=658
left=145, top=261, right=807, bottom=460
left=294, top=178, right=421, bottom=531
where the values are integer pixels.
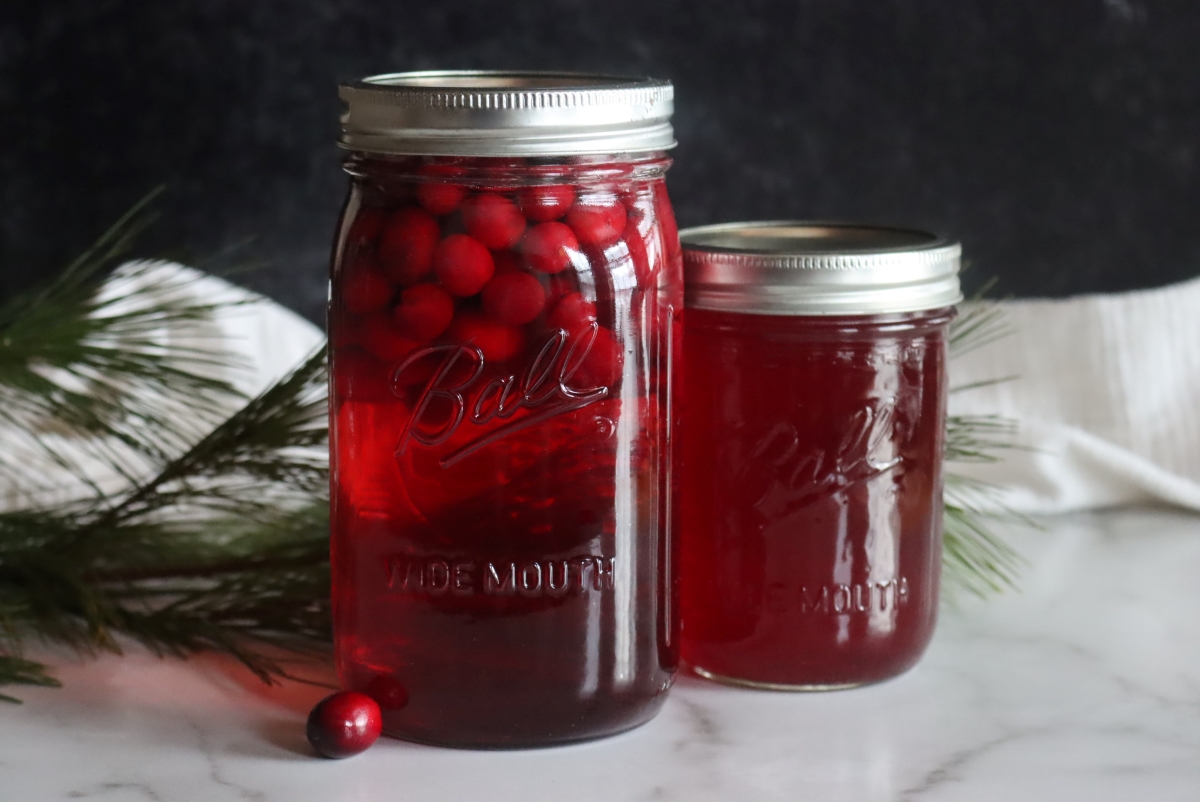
left=0, top=261, right=324, bottom=511
left=948, top=275, right=1200, bottom=514
left=10, top=261, right=1198, bottom=517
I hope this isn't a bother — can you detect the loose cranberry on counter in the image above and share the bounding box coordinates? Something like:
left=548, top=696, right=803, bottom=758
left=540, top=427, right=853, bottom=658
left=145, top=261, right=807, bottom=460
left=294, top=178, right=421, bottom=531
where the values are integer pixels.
left=483, top=270, right=546, bottom=325
left=448, top=311, right=525, bottom=363
left=461, top=193, right=527, bottom=250
left=566, top=198, right=627, bottom=248
left=416, top=164, right=468, bottom=215
left=434, top=234, right=495, bottom=297
left=306, top=691, right=383, bottom=759
left=518, top=184, right=576, bottom=222
left=341, top=257, right=393, bottom=316
left=394, top=283, right=455, bottom=340
left=378, top=208, right=440, bottom=286
left=522, top=221, right=580, bottom=275
left=547, top=291, right=598, bottom=333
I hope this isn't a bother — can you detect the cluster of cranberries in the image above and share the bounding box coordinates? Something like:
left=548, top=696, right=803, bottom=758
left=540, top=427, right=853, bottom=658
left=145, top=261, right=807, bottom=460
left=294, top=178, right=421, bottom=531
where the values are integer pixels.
left=334, top=163, right=673, bottom=401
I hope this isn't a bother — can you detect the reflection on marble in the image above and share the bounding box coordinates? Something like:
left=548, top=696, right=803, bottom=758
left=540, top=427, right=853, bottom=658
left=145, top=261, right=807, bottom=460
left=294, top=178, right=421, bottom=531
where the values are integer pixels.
left=3, top=508, right=1199, bottom=801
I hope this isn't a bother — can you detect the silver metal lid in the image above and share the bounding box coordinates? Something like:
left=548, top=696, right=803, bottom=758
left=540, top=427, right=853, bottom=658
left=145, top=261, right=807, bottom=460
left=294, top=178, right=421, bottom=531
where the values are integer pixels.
left=682, top=221, right=963, bottom=315
left=338, top=70, right=675, bottom=157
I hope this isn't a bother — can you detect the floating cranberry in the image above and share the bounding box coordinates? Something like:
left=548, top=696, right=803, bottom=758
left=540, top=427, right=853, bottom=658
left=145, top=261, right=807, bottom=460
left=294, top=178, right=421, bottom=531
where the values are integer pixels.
left=393, top=283, right=455, bottom=341
left=547, top=291, right=598, bottom=332
left=416, top=164, right=468, bottom=215
left=341, top=257, right=393, bottom=316
left=357, top=314, right=420, bottom=362
left=545, top=271, right=579, bottom=305
left=566, top=198, right=627, bottom=248
left=434, top=234, right=495, bottom=297
left=306, top=691, right=382, bottom=759
left=448, top=311, right=525, bottom=363
left=522, top=221, right=580, bottom=275
left=347, top=207, right=385, bottom=250
left=365, top=675, right=410, bottom=711
left=461, top=193, right=527, bottom=250
left=378, top=208, right=440, bottom=286
left=333, top=346, right=389, bottom=402
left=483, top=270, right=546, bottom=325
left=569, top=324, right=622, bottom=388
left=518, top=184, right=576, bottom=222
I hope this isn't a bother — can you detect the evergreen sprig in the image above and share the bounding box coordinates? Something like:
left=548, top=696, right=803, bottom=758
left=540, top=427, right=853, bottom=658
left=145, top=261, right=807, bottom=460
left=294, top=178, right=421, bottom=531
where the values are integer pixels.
left=0, top=202, right=331, bottom=700
left=943, top=301, right=1025, bottom=597
left=0, top=206, right=1024, bottom=700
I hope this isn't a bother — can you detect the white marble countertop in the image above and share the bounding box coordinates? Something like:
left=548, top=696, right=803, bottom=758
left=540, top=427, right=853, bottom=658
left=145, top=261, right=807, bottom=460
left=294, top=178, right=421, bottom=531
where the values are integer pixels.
left=4, top=507, right=1199, bottom=801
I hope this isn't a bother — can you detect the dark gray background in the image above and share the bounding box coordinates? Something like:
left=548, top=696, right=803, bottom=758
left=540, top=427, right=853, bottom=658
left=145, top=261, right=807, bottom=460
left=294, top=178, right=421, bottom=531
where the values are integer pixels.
left=2, top=0, right=1196, bottom=324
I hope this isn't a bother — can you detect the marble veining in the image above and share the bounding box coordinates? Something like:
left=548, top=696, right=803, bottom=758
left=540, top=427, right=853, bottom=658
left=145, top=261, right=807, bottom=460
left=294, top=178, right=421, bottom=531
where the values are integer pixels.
left=3, top=508, right=1199, bottom=801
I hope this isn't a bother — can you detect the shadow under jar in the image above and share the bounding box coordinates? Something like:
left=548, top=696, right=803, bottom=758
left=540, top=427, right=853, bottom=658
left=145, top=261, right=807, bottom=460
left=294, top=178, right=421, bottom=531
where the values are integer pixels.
left=678, top=223, right=961, bottom=690
left=328, top=72, right=683, bottom=748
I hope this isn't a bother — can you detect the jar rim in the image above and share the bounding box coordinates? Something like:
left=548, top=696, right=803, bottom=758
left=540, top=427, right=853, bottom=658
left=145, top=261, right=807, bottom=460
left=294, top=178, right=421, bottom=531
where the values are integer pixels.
left=339, top=70, right=676, bottom=157
left=681, top=221, right=963, bottom=316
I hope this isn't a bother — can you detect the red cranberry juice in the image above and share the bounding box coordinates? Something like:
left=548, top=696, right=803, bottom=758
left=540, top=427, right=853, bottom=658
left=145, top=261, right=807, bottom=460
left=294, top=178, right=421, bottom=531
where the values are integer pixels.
left=329, top=157, right=681, bottom=747
left=679, top=309, right=952, bottom=688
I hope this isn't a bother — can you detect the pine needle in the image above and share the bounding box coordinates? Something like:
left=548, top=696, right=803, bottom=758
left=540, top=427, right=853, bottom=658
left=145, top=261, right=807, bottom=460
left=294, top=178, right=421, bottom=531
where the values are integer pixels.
left=942, top=297, right=1026, bottom=597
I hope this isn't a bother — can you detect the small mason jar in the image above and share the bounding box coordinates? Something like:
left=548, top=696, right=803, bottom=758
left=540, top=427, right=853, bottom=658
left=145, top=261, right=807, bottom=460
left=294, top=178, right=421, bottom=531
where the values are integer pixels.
left=678, top=222, right=961, bottom=689
left=328, top=72, right=682, bottom=747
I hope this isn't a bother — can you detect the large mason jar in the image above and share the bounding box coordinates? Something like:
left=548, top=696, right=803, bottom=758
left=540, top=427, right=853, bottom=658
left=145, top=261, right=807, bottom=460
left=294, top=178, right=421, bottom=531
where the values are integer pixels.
left=328, top=72, right=682, bottom=748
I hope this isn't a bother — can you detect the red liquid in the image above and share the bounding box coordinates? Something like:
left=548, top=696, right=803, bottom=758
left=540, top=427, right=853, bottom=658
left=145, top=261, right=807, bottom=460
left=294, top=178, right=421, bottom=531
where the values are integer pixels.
left=679, top=309, right=953, bottom=688
left=329, top=155, right=682, bottom=747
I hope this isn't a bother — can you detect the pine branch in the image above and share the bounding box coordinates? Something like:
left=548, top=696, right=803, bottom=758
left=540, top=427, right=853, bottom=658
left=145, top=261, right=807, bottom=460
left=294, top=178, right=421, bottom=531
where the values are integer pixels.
left=942, top=296, right=1025, bottom=597
left=0, top=202, right=332, bottom=701
left=0, top=655, right=61, bottom=704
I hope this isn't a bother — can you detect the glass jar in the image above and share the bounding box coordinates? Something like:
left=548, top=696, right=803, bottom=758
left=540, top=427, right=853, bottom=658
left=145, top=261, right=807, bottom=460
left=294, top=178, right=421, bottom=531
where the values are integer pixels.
left=328, top=72, right=682, bottom=747
left=678, top=223, right=961, bottom=689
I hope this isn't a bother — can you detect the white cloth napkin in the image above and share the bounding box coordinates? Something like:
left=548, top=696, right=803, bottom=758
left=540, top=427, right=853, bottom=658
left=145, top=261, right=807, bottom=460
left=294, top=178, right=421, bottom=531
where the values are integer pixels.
left=10, top=261, right=1198, bottom=517
left=948, top=275, right=1200, bottom=514
left=0, top=261, right=324, bottom=511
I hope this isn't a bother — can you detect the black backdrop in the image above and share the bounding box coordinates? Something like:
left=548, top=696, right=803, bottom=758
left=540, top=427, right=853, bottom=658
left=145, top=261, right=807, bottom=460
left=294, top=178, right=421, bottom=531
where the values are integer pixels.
left=2, top=1, right=1197, bottom=323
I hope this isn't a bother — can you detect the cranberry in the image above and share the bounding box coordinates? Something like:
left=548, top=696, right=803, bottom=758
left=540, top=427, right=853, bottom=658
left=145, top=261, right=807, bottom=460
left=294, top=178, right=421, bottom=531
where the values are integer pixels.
left=356, top=314, right=420, bottom=362
left=573, top=324, right=622, bottom=387
left=306, top=691, right=382, bottom=759
left=566, top=198, right=627, bottom=248
left=434, top=234, right=495, bottom=297
left=461, top=193, right=527, bottom=250
left=521, top=221, right=581, bottom=275
left=393, top=283, right=455, bottom=341
left=378, top=208, right=440, bottom=286
left=518, top=184, right=576, bottom=222
left=341, top=257, right=393, bottom=316
left=333, top=346, right=389, bottom=402
left=491, top=249, right=524, bottom=275
left=547, top=291, right=598, bottom=332
left=448, top=311, right=525, bottom=363
left=346, top=207, right=385, bottom=250
left=416, top=164, right=468, bottom=215
left=483, top=270, right=546, bottom=325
